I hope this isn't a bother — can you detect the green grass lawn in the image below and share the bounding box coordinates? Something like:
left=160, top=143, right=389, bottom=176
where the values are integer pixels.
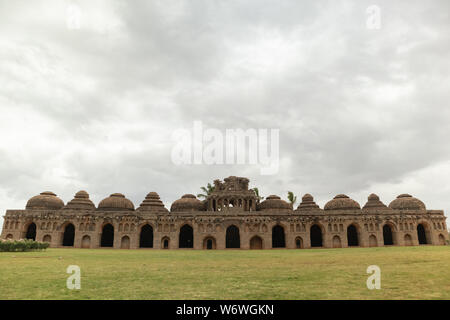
left=0, top=246, right=449, bottom=300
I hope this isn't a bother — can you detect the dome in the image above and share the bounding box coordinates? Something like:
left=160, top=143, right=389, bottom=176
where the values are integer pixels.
left=389, top=194, right=426, bottom=211
left=362, top=193, right=387, bottom=210
left=137, top=192, right=168, bottom=213
left=98, top=193, right=134, bottom=211
left=296, top=194, right=320, bottom=211
left=65, top=190, right=96, bottom=210
left=170, top=194, right=204, bottom=212
left=324, top=194, right=361, bottom=211
left=26, top=191, right=64, bottom=210
left=257, top=195, right=292, bottom=211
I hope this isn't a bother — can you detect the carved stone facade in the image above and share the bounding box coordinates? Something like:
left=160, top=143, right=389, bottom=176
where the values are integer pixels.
left=1, top=176, right=448, bottom=249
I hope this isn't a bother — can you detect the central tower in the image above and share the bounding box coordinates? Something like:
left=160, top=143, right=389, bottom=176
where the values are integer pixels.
left=206, top=176, right=258, bottom=212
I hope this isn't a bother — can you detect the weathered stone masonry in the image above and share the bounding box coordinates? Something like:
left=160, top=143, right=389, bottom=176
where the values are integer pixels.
left=1, top=176, right=448, bottom=249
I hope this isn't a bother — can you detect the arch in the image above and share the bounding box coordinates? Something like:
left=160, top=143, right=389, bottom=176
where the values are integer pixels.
left=310, top=224, right=323, bottom=247
left=43, top=234, right=51, bottom=243
left=81, top=235, right=91, bottom=248
left=417, top=224, right=428, bottom=244
left=101, top=224, right=114, bottom=247
left=162, top=237, right=170, bottom=249
left=438, top=234, right=446, bottom=245
left=6, top=234, right=13, bottom=240
left=347, top=224, right=359, bottom=247
left=332, top=235, right=342, bottom=248
left=121, top=236, right=130, bottom=249
left=139, top=224, right=154, bottom=248
left=369, top=235, right=377, bottom=247
left=179, top=224, right=193, bottom=248
left=250, top=236, right=263, bottom=249
left=295, top=236, right=303, bottom=249
left=226, top=225, right=240, bottom=248
left=62, top=223, right=75, bottom=246
left=203, top=237, right=216, bottom=250
left=25, top=222, right=37, bottom=241
left=404, top=234, right=413, bottom=246
left=383, top=224, right=394, bottom=245
left=272, top=225, right=286, bottom=248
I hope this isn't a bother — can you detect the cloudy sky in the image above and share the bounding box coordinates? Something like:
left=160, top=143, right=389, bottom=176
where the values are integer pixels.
left=1, top=0, right=449, bottom=228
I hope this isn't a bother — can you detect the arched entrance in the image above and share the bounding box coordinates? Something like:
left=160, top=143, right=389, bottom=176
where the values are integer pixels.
left=179, top=225, right=193, bottom=248
left=347, top=224, right=359, bottom=246
left=162, top=237, right=170, bottom=249
left=139, top=224, right=154, bottom=248
left=6, top=234, right=13, bottom=240
left=404, top=234, right=413, bottom=246
left=203, top=237, right=216, bottom=249
left=62, top=223, right=75, bottom=246
left=101, top=224, right=114, bottom=247
left=43, top=235, right=51, bottom=243
left=81, top=235, right=91, bottom=248
left=332, top=235, right=342, bottom=248
left=310, top=224, right=323, bottom=247
left=383, top=225, right=394, bottom=245
left=250, top=236, right=263, bottom=249
left=226, top=225, right=240, bottom=248
left=295, top=237, right=303, bottom=249
left=121, top=236, right=130, bottom=249
left=369, top=235, right=377, bottom=247
left=417, top=224, right=428, bottom=244
left=272, top=225, right=286, bottom=248
left=25, top=222, right=36, bottom=241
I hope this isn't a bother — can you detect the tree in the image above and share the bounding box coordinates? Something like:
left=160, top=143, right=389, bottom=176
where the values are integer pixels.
left=252, top=187, right=264, bottom=203
left=287, top=191, right=297, bottom=206
left=197, top=183, right=215, bottom=199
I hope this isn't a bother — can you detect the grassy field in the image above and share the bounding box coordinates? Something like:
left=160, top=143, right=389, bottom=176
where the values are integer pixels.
left=0, top=246, right=449, bottom=300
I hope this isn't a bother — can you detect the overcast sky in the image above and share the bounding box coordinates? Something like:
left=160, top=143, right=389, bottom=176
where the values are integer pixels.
left=1, top=0, right=449, bottom=229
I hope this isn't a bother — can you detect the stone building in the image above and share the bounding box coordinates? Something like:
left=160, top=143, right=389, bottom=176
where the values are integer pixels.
left=0, top=176, right=448, bottom=249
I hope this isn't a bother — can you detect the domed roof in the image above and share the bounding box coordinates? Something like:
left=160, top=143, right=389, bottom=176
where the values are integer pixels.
left=26, top=191, right=64, bottom=210
left=389, top=194, right=426, bottom=211
left=296, top=194, right=320, bottom=211
left=137, top=192, right=168, bottom=213
left=258, top=195, right=292, bottom=211
left=324, top=194, right=361, bottom=211
left=171, top=194, right=205, bottom=212
left=98, top=193, right=134, bottom=211
left=65, top=190, right=96, bottom=210
left=362, top=193, right=387, bottom=210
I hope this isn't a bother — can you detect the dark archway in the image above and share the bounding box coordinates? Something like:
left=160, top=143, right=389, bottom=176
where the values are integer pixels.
left=250, top=236, right=263, bottom=249
left=383, top=225, right=394, bottom=245
left=417, top=224, right=428, bottom=244
left=179, top=225, right=193, bottom=248
left=226, top=225, right=240, bottom=248
left=347, top=225, right=359, bottom=246
left=25, top=223, right=36, bottom=241
left=295, top=237, right=303, bottom=249
left=272, top=225, right=286, bottom=248
left=203, top=237, right=216, bottom=250
left=162, top=237, right=170, bottom=249
left=139, top=224, right=154, bottom=248
left=101, top=224, right=114, bottom=247
left=62, top=223, right=75, bottom=246
left=310, top=224, right=322, bottom=247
